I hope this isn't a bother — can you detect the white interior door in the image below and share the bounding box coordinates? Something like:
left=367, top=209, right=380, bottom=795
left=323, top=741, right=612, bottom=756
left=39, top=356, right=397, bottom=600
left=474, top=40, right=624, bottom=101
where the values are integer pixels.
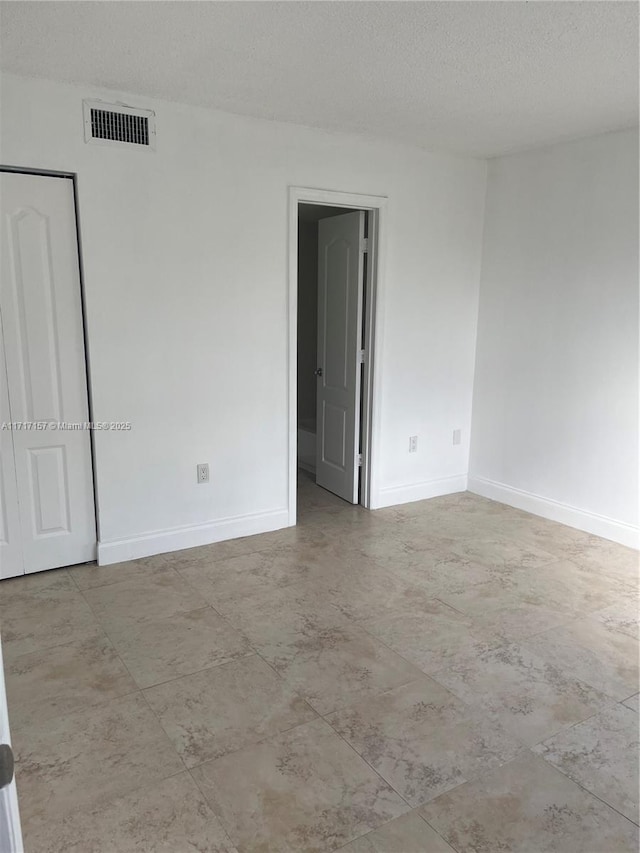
left=315, top=210, right=365, bottom=503
left=0, top=172, right=96, bottom=576
left=0, top=641, right=22, bottom=853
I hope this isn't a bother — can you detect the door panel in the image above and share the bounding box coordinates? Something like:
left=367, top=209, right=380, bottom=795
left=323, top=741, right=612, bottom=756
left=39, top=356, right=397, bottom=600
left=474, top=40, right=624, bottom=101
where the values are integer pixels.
left=324, top=240, right=350, bottom=390
left=28, top=445, right=71, bottom=535
left=321, top=402, right=347, bottom=469
left=316, top=211, right=364, bottom=503
left=0, top=172, right=96, bottom=574
left=7, top=207, right=64, bottom=422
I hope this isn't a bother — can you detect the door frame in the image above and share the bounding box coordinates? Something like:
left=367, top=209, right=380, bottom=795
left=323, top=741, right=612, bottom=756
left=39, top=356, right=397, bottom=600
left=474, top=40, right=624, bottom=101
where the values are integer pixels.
left=0, top=164, right=101, bottom=552
left=288, top=186, right=388, bottom=524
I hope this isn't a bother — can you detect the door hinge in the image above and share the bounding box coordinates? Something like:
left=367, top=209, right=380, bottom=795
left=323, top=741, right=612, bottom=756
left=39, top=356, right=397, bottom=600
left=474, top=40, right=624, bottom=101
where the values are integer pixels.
left=361, top=238, right=369, bottom=252
left=358, top=349, right=366, bottom=364
left=357, top=453, right=363, bottom=466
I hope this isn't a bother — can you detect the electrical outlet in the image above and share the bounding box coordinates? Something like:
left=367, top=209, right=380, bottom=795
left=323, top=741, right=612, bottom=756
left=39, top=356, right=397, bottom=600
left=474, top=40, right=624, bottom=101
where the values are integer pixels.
left=452, top=429, right=462, bottom=446
left=197, top=463, right=209, bottom=484
left=409, top=435, right=418, bottom=453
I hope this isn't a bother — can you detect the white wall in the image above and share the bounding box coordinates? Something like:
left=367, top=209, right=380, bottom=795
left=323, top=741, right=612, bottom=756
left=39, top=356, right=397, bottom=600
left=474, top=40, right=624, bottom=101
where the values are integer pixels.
left=0, top=73, right=487, bottom=562
left=469, top=129, right=639, bottom=548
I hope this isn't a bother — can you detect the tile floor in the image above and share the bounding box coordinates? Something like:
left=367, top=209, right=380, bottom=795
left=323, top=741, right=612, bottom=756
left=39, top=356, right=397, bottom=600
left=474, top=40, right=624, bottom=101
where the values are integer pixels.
left=1, top=470, right=638, bottom=852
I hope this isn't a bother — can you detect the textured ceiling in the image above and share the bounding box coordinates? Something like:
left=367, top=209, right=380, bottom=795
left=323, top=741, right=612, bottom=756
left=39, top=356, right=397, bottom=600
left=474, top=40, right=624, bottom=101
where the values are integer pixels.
left=1, top=1, right=637, bottom=157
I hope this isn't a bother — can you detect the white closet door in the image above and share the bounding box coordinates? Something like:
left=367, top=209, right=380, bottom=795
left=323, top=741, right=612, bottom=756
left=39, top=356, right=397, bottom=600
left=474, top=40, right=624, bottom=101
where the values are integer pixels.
left=0, top=172, right=96, bottom=575
left=0, top=319, right=22, bottom=581
left=315, top=211, right=365, bottom=504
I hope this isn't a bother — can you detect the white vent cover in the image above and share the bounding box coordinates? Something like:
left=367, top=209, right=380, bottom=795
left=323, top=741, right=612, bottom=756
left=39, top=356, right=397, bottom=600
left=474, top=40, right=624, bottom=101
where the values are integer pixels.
left=83, top=100, right=156, bottom=149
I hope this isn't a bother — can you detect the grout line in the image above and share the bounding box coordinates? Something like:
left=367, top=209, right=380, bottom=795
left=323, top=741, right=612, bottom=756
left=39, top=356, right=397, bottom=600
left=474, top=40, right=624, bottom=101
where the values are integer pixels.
left=136, top=684, right=191, bottom=773
left=321, top=711, right=415, bottom=811
left=415, top=811, right=463, bottom=852
left=186, top=765, right=245, bottom=850
left=529, top=747, right=640, bottom=828
left=134, top=649, right=261, bottom=694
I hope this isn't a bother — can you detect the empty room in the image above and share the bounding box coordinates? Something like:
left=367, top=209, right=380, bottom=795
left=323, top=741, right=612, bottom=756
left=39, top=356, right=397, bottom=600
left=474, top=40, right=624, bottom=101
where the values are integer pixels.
left=0, top=2, right=638, bottom=852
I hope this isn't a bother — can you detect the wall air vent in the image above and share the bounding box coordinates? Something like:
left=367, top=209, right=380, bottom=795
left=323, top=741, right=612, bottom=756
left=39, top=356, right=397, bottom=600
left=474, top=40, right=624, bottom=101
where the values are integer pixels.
left=83, top=100, right=156, bottom=149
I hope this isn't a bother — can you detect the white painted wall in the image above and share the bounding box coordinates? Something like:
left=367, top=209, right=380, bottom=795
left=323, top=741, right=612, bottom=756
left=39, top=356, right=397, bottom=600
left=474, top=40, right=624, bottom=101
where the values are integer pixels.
left=469, top=129, right=639, bottom=547
left=0, top=73, right=486, bottom=562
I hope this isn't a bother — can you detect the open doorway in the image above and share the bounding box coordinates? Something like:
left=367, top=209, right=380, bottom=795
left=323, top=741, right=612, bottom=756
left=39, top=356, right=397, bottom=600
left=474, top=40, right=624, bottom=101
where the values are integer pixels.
left=297, top=204, right=357, bottom=480
left=289, top=188, right=387, bottom=523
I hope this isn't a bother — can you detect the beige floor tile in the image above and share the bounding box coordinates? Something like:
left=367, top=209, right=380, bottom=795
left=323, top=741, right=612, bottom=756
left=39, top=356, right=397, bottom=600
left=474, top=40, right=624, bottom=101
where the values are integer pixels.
left=395, top=515, right=500, bottom=549
left=141, top=536, right=281, bottom=572
left=431, top=642, right=611, bottom=745
left=300, top=533, right=410, bottom=580
left=522, top=618, right=639, bottom=700
left=4, top=633, right=136, bottom=728
left=22, top=772, right=238, bottom=853
left=328, top=679, right=524, bottom=806
left=360, top=599, right=502, bottom=675
left=398, top=553, right=517, bottom=597
left=298, top=474, right=354, bottom=513
left=486, top=514, right=585, bottom=557
left=13, top=693, right=183, bottom=825
left=525, top=559, right=629, bottom=614
left=0, top=567, right=74, bottom=596
left=222, top=520, right=336, bottom=562
left=328, top=541, right=415, bottom=582
left=591, top=600, right=640, bottom=640
left=191, top=717, right=409, bottom=853
left=82, top=566, right=205, bottom=630
left=143, top=655, right=316, bottom=767
left=212, top=580, right=347, bottom=648
left=421, top=752, right=639, bottom=853
left=256, top=622, right=422, bottom=716
left=449, top=535, right=559, bottom=571
left=546, top=535, right=639, bottom=583
left=533, top=703, right=639, bottom=823
left=7, top=479, right=638, bottom=853
left=436, top=558, right=622, bottom=635
left=178, top=549, right=330, bottom=607
left=67, top=554, right=171, bottom=590
left=478, top=604, right=579, bottom=642
left=438, top=579, right=575, bottom=641
left=319, top=566, right=437, bottom=623
left=162, top=513, right=332, bottom=568
left=106, top=605, right=252, bottom=688
left=338, top=811, right=454, bottom=852
left=392, top=494, right=468, bottom=520
left=0, top=583, right=102, bottom=659
left=161, top=534, right=280, bottom=565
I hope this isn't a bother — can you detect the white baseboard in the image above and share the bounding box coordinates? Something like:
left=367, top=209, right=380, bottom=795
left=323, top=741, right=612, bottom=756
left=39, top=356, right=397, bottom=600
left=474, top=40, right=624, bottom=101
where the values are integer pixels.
left=373, top=474, right=468, bottom=510
left=468, top=476, right=639, bottom=550
left=97, top=508, right=290, bottom=566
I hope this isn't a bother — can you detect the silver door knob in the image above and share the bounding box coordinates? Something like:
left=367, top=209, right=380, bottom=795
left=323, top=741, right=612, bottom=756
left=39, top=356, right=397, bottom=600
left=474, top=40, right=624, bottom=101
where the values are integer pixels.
left=0, top=744, right=14, bottom=790
left=314, top=368, right=323, bottom=377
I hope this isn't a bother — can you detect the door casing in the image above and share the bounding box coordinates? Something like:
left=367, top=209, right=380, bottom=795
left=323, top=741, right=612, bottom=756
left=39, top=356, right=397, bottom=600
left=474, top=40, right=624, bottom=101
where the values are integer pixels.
left=288, top=187, right=387, bottom=524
